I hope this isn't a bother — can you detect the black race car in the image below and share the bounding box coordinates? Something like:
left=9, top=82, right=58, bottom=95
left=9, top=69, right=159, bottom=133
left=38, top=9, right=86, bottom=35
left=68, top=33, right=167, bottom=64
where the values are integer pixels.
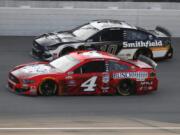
left=32, top=19, right=173, bottom=61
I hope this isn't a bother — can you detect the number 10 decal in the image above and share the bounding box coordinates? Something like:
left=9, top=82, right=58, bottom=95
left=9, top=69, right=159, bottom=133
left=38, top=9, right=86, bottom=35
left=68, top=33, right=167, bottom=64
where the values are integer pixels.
left=100, top=44, right=118, bottom=55
left=81, top=76, right=97, bottom=92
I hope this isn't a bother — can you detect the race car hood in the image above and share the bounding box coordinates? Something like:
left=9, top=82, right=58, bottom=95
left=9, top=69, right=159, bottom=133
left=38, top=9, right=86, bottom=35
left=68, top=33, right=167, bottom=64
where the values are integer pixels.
left=35, top=32, right=82, bottom=46
left=11, top=64, right=60, bottom=79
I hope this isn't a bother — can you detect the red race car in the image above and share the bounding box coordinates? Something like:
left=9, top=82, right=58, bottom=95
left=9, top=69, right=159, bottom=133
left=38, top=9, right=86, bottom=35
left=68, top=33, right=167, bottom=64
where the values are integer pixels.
left=7, top=51, right=158, bottom=96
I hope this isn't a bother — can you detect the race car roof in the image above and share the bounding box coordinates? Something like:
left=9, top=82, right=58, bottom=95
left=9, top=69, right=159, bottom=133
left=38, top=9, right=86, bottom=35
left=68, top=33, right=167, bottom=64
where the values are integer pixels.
left=71, top=51, right=119, bottom=61
left=90, top=20, right=137, bottom=30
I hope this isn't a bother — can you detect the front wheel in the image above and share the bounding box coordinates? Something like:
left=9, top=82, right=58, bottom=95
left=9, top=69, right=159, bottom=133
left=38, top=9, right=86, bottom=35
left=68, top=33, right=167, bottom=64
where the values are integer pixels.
left=38, top=79, right=58, bottom=96
left=117, top=80, right=136, bottom=96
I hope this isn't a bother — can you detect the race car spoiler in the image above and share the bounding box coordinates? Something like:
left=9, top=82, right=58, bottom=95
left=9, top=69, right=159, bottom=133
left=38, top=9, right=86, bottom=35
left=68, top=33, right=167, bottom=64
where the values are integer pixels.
left=138, top=55, right=157, bottom=69
left=155, top=26, right=171, bottom=37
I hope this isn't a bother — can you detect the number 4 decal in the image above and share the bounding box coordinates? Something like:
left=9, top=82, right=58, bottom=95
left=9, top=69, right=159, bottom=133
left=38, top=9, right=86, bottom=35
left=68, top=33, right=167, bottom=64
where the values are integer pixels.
left=81, top=76, right=97, bottom=92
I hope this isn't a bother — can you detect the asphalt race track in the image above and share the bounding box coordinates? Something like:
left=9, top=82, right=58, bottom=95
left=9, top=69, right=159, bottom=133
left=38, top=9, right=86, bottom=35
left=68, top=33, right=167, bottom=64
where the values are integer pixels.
left=0, top=36, right=180, bottom=135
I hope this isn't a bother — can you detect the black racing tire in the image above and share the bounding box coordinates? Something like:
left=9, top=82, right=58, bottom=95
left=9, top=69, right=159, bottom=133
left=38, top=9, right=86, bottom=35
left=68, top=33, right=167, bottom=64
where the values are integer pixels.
left=38, top=79, right=58, bottom=96
left=117, top=79, right=136, bottom=96
left=133, top=48, right=153, bottom=60
left=59, top=47, right=75, bottom=57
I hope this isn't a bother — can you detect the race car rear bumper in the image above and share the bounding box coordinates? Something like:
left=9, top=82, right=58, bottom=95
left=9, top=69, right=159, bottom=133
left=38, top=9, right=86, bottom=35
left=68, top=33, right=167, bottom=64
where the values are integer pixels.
left=165, top=47, right=173, bottom=59
left=136, top=78, right=158, bottom=94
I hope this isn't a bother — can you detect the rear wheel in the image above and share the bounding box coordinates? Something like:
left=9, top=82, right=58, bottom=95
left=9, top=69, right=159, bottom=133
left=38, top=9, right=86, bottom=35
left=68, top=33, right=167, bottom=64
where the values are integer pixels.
left=38, top=79, right=57, bottom=96
left=117, top=79, right=136, bottom=96
left=133, top=49, right=153, bottom=60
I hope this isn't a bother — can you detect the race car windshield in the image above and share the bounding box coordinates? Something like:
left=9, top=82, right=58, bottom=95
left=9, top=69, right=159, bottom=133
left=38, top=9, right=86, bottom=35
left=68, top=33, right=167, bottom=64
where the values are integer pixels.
left=72, top=24, right=99, bottom=40
left=50, top=55, right=80, bottom=72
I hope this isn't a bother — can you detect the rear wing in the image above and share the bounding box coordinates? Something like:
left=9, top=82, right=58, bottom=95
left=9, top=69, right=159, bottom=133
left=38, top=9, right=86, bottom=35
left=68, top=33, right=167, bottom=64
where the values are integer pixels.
left=138, top=55, right=157, bottom=69
left=155, top=26, right=171, bottom=37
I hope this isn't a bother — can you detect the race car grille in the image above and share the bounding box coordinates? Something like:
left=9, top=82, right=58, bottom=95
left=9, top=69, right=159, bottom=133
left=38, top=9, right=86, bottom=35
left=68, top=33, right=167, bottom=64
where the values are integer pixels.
left=32, top=48, right=42, bottom=57
left=33, top=41, right=44, bottom=51
left=15, top=88, right=29, bottom=93
left=32, top=41, right=47, bottom=58
left=9, top=73, right=19, bottom=84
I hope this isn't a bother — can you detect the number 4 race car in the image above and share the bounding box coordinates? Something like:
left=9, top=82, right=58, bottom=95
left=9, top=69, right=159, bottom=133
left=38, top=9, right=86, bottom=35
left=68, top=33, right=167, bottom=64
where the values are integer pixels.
left=8, top=51, right=158, bottom=96
left=32, top=19, right=173, bottom=61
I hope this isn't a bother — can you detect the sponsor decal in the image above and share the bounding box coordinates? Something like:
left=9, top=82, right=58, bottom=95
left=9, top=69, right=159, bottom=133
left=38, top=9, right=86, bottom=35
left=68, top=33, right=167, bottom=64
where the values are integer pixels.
left=123, top=41, right=163, bottom=48
left=113, top=72, right=148, bottom=80
left=67, top=80, right=76, bottom=86
left=81, top=51, right=103, bottom=58
left=52, top=53, right=58, bottom=59
left=102, top=74, right=110, bottom=83
left=140, top=81, right=153, bottom=90
left=101, top=87, right=109, bottom=93
left=21, top=64, right=51, bottom=74
left=141, top=81, right=153, bottom=85
left=65, top=76, right=73, bottom=79
left=30, top=86, right=36, bottom=90
left=30, top=86, right=37, bottom=95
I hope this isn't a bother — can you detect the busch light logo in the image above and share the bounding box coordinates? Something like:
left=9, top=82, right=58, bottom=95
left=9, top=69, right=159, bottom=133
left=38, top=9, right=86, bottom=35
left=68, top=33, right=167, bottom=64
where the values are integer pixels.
left=113, top=72, right=148, bottom=80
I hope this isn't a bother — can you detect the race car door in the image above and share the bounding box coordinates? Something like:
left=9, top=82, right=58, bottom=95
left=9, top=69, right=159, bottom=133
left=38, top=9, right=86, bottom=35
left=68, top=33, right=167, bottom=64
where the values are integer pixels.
left=86, top=28, right=124, bottom=55
left=65, top=60, right=110, bottom=95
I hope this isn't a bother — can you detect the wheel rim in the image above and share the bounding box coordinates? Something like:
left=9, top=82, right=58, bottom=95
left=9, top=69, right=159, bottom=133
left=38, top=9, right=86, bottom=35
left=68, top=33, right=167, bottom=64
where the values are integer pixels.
left=39, top=80, right=57, bottom=96
left=118, top=82, right=131, bottom=96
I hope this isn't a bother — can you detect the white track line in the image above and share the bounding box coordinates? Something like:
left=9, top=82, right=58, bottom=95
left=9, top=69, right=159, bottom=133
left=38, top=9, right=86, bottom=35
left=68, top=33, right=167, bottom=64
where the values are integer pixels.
left=0, top=127, right=180, bottom=130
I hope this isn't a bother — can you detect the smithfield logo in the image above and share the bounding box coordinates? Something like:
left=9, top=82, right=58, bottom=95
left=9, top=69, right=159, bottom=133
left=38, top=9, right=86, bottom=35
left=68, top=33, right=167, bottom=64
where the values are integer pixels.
left=123, top=40, right=163, bottom=48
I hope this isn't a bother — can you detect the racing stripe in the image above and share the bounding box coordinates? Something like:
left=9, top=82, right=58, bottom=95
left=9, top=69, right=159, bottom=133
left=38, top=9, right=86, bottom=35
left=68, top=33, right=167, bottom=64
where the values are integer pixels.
left=150, top=46, right=169, bottom=51
left=150, top=46, right=169, bottom=58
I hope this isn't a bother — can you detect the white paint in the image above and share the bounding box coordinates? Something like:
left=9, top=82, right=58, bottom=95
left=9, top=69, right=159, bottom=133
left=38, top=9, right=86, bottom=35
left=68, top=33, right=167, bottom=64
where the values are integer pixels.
left=0, top=127, right=180, bottom=130
left=152, top=50, right=167, bottom=58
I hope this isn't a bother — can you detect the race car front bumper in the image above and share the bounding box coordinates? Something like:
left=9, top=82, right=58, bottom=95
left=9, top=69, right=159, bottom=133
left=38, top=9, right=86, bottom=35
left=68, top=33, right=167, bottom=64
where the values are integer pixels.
left=7, top=74, right=37, bottom=96
left=31, top=41, right=54, bottom=61
left=31, top=48, right=53, bottom=61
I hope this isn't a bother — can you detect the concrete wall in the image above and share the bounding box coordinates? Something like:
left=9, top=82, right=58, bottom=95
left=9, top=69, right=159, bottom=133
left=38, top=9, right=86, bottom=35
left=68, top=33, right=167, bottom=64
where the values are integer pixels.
left=0, top=7, right=180, bottom=36
left=1, top=1, right=180, bottom=10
